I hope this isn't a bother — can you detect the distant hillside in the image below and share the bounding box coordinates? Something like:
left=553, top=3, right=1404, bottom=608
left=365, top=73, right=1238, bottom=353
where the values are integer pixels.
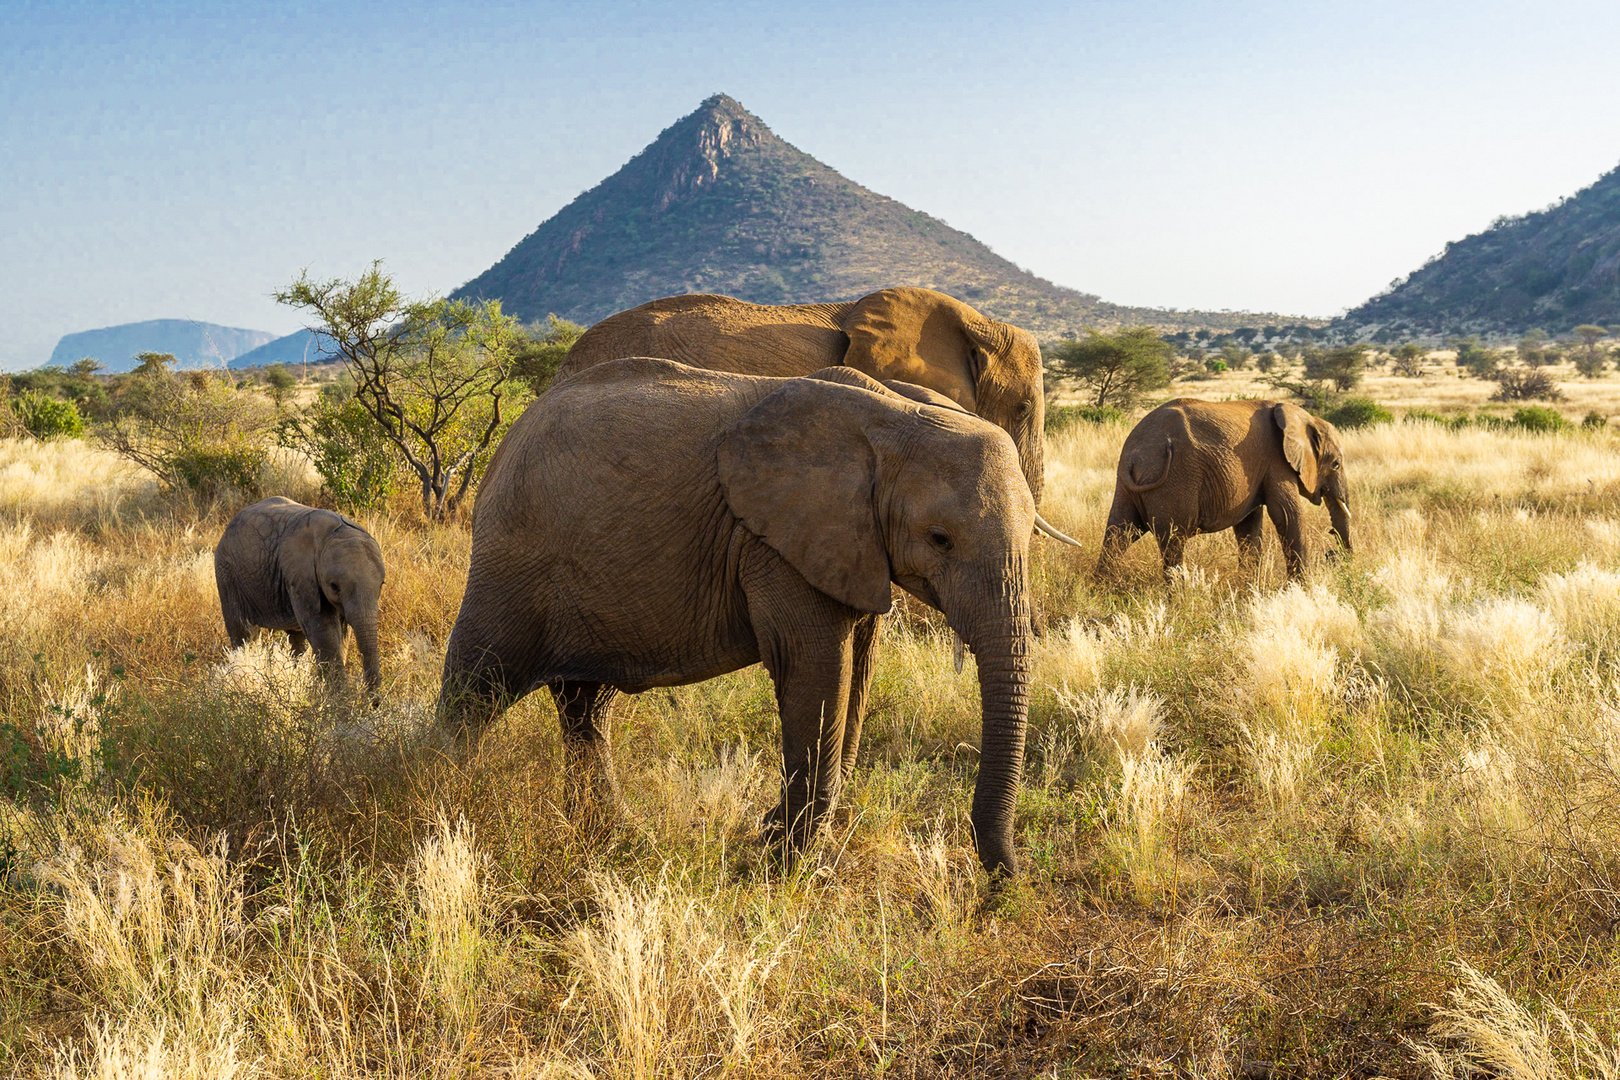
left=49, top=320, right=277, bottom=372
left=228, top=330, right=337, bottom=370
left=455, top=94, right=1308, bottom=337
left=1340, top=163, right=1620, bottom=341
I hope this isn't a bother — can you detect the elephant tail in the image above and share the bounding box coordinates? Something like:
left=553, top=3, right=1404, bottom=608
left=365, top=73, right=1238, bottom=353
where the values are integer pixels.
left=1121, top=438, right=1174, bottom=494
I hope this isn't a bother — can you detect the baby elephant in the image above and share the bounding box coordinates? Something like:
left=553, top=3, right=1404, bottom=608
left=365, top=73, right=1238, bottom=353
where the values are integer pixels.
left=214, top=496, right=387, bottom=692
left=1097, top=398, right=1351, bottom=580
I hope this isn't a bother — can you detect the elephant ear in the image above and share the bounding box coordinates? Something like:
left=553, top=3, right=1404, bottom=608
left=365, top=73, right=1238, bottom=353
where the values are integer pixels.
left=1274, top=403, right=1320, bottom=494
left=277, top=513, right=331, bottom=615
left=840, top=287, right=988, bottom=412
left=719, top=379, right=897, bottom=614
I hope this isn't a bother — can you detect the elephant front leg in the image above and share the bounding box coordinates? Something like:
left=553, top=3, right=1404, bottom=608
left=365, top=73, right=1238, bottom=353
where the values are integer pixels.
left=763, top=634, right=855, bottom=859
left=839, top=613, right=882, bottom=787
left=286, top=629, right=308, bottom=656
left=1265, top=487, right=1308, bottom=578
left=303, top=615, right=351, bottom=689
left=549, top=681, right=625, bottom=824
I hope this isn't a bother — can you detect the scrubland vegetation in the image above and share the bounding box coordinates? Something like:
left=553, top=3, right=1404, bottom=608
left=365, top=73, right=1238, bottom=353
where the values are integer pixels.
left=5, top=384, right=1620, bottom=1077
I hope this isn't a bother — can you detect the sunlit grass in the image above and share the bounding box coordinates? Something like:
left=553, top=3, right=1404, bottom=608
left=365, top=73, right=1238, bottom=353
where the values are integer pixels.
left=5, top=407, right=1620, bottom=1075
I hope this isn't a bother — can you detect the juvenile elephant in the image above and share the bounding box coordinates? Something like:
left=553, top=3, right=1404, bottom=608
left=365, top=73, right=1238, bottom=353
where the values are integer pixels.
left=440, top=359, right=1075, bottom=877
left=1096, top=399, right=1352, bottom=580
left=560, top=287, right=1050, bottom=505
left=214, top=497, right=387, bottom=692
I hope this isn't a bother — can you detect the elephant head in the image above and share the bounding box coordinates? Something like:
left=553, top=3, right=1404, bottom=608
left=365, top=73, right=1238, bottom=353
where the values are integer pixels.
left=840, top=288, right=1046, bottom=504
left=312, top=519, right=387, bottom=691
left=1275, top=404, right=1352, bottom=556
left=719, top=376, right=1036, bottom=876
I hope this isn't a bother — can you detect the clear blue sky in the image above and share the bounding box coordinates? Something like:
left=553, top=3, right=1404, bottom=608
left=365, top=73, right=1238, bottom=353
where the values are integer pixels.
left=4, top=0, right=1619, bottom=368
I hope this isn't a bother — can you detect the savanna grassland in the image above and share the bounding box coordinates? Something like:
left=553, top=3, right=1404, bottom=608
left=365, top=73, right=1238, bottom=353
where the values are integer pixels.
left=6, top=369, right=1620, bottom=1078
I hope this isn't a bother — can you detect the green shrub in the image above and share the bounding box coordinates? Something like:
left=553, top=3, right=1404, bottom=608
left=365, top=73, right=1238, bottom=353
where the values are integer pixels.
left=1451, top=337, right=1502, bottom=378
left=1510, top=406, right=1570, bottom=433
left=168, top=445, right=265, bottom=496
left=12, top=392, right=85, bottom=439
left=513, top=315, right=586, bottom=395
left=1320, top=397, right=1393, bottom=429
left=97, top=361, right=276, bottom=498
left=1403, top=409, right=1447, bottom=425
left=1046, top=403, right=1125, bottom=433
left=1583, top=411, right=1609, bottom=430
left=1490, top=367, right=1564, bottom=402
left=278, top=392, right=398, bottom=509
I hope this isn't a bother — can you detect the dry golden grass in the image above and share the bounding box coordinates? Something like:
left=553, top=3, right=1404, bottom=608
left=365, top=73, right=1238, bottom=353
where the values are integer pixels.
left=5, top=371, right=1620, bottom=1078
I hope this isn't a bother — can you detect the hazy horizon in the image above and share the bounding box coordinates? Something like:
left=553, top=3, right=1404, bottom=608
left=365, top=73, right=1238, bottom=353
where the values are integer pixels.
left=5, top=0, right=1619, bottom=369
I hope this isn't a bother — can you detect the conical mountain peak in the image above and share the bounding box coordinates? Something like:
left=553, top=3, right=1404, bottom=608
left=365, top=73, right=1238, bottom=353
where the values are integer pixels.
left=453, top=96, right=1282, bottom=333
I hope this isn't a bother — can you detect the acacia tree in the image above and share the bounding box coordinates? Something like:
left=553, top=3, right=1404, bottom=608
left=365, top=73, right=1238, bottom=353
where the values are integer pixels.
left=276, top=263, right=525, bottom=518
left=1574, top=325, right=1609, bottom=377
left=1304, top=344, right=1368, bottom=391
left=1045, top=327, right=1172, bottom=409
left=1391, top=342, right=1426, bottom=377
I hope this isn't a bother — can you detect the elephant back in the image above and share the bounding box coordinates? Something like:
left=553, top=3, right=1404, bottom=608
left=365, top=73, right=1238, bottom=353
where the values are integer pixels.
left=560, top=295, right=853, bottom=381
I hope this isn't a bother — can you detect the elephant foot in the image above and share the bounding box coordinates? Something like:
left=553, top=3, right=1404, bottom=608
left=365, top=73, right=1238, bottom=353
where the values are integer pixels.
left=562, top=739, right=629, bottom=831
left=759, top=798, right=833, bottom=867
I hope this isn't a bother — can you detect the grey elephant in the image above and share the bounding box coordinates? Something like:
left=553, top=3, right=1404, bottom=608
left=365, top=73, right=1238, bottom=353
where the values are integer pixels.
left=1096, top=398, right=1352, bottom=580
left=560, top=287, right=1051, bottom=507
left=214, top=496, right=387, bottom=693
left=439, top=359, right=1077, bottom=877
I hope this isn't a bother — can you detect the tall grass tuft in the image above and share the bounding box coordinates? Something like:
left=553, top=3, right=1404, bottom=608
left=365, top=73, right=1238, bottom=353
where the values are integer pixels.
left=412, top=813, right=489, bottom=1038
left=561, top=873, right=792, bottom=1079
left=1410, top=961, right=1620, bottom=1080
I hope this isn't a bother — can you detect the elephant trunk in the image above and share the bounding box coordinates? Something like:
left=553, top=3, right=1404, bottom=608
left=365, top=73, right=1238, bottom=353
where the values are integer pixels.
left=1025, top=424, right=1046, bottom=510
left=1327, top=490, right=1352, bottom=555
left=961, top=574, right=1034, bottom=878
left=348, top=609, right=382, bottom=693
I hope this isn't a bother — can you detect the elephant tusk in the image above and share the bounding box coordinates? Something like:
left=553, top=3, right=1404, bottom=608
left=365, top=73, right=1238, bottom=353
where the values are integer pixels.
left=1033, top=512, right=1084, bottom=549
left=953, top=630, right=966, bottom=675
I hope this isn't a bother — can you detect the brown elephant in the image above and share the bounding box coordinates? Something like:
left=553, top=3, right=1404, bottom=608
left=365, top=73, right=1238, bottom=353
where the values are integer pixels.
left=214, top=497, right=387, bottom=692
left=439, top=359, right=1065, bottom=877
left=1096, top=399, right=1352, bottom=580
left=559, top=287, right=1050, bottom=506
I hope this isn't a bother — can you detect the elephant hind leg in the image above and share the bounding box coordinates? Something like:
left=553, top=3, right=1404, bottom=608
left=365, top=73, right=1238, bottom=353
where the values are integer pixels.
left=220, top=593, right=254, bottom=649
left=1233, top=506, right=1266, bottom=571
left=1153, top=522, right=1187, bottom=583
left=549, top=681, right=624, bottom=821
left=1095, top=487, right=1146, bottom=579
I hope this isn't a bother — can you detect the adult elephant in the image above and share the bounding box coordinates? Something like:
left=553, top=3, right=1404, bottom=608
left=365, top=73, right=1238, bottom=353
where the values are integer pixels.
left=439, top=359, right=1074, bottom=877
left=1096, top=399, right=1352, bottom=580
left=559, top=287, right=1050, bottom=506
left=214, top=497, right=387, bottom=693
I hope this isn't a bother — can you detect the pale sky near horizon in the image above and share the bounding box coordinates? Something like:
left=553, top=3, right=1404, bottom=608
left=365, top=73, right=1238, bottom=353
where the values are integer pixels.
left=4, top=0, right=1619, bottom=369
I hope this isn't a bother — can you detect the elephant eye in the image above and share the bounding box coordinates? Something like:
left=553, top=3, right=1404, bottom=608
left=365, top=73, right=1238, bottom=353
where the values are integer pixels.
left=927, top=528, right=953, bottom=552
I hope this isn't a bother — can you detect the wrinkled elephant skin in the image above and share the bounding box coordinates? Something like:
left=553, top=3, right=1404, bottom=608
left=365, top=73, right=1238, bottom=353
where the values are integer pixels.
left=439, top=361, right=1037, bottom=877
left=561, top=287, right=1048, bottom=504
left=1097, top=398, right=1352, bottom=581
left=214, top=496, right=387, bottom=693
